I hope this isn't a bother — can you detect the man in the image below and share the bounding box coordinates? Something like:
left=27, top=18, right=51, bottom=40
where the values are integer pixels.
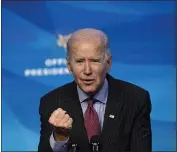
left=38, top=28, right=152, bottom=152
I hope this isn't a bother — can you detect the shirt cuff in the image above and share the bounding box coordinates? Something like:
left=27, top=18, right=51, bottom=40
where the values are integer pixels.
left=49, top=132, right=69, bottom=151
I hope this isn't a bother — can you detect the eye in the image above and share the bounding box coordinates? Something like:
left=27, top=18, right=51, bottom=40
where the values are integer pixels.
left=76, top=59, right=84, bottom=63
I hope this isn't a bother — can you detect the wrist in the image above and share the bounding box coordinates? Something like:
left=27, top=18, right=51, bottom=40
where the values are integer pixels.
left=53, top=128, right=69, bottom=141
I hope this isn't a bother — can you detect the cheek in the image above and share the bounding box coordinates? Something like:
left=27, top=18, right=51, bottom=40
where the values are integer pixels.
left=92, top=68, right=107, bottom=85
left=68, top=68, right=78, bottom=81
left=71, top=64, right=107, bottom=78
left=70, top=65, right=82, bottom=75
left=94, top=65, right=107, bottom=76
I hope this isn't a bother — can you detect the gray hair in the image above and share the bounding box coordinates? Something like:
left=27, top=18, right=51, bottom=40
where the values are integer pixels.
left=66, top=28, right=111, bottom=60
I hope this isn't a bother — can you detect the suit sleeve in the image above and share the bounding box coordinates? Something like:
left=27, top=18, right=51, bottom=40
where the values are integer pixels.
left=38, top=97, right=53, bottom=152
left=130, top=91, right=152, bottom=152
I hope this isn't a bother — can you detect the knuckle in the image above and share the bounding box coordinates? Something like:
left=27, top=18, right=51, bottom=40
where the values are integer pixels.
left=59, top=123, right=64, bottom=128
left=57, top=108, right=63, bottom=114
left=63, top=123, right=68, bottom=128
left=56, top=122, right=62, bottom=127
left=70, top=118, right=73, bottom=123
left=58, top=108, right=62, bottom=111
left=57, top=113, right=64, bottom=119
left=65, top=114, right=69, bottom=118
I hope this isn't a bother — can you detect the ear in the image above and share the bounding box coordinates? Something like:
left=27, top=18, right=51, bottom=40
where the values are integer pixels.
left=106, top=55, right=112, bottom=73
left=66, top=58, right=73, bottom=74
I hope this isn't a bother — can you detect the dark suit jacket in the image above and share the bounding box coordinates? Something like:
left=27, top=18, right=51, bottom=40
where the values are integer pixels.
left=38, top=74, right=152, bottom=152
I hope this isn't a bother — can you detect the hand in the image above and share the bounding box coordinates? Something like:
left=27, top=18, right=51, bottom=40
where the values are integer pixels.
left=48, top=108, right=73, bottom=141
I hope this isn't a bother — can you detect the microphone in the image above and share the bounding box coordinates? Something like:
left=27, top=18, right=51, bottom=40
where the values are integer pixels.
left=90, top=135, right=101, bottom=152
left=69, top=143, right=78, bottom=152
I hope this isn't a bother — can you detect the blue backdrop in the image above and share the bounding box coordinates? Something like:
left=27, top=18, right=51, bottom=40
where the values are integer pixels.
left=2, top=1, right=176, bottom=151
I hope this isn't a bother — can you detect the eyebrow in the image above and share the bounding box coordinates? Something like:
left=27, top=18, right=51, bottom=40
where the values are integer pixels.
left=74, top=55, right=103, bottom=59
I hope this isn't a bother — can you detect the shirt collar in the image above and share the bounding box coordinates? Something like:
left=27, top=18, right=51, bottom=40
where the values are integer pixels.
left=77, top=78, right=108, bottom=104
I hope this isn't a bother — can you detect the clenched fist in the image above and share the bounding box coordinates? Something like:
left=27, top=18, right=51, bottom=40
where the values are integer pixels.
left=48, top=108, right=73, bottom=141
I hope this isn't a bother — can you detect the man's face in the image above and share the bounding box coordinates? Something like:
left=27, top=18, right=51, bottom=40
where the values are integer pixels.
left=67, top=39, right=112, bottom=95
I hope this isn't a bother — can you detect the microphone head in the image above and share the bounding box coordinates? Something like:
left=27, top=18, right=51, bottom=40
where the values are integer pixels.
left=68, top=141, right=79, bottom=151
left=90, top=135, right=101, bottom=143
left=90, top=135, right=102, bottom=151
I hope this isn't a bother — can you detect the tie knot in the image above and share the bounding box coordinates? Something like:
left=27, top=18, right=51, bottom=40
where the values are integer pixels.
left=88, top=99, right=93, bottom=107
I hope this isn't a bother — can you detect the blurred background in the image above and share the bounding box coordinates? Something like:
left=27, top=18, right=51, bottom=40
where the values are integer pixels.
left=2, top=1, right=176, bottom=151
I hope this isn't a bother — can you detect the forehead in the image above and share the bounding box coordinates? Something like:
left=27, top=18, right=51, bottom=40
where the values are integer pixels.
left=72, top=38, right=103, bottom=49
left=67, top=29, right=108, bottom=57
left=70, top=36, right=107, bottom=55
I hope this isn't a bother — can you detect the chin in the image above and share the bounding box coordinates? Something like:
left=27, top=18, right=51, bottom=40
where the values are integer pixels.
left=82, top=87, right=97, bottom=95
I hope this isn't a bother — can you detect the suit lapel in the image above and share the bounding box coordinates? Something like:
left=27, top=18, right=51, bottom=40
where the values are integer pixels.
left=102, top=75, right=124, bottom=134
left=61, top=81, right=89, bottom=143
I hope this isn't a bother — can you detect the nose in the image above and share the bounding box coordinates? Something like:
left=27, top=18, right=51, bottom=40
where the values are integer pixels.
left=83, top=61, right=92, bottom=75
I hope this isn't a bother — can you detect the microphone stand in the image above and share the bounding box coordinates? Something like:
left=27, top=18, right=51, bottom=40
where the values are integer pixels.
left=69, top=143, right=78, bottom=152
left=91, top=142, right=100, bottom=152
